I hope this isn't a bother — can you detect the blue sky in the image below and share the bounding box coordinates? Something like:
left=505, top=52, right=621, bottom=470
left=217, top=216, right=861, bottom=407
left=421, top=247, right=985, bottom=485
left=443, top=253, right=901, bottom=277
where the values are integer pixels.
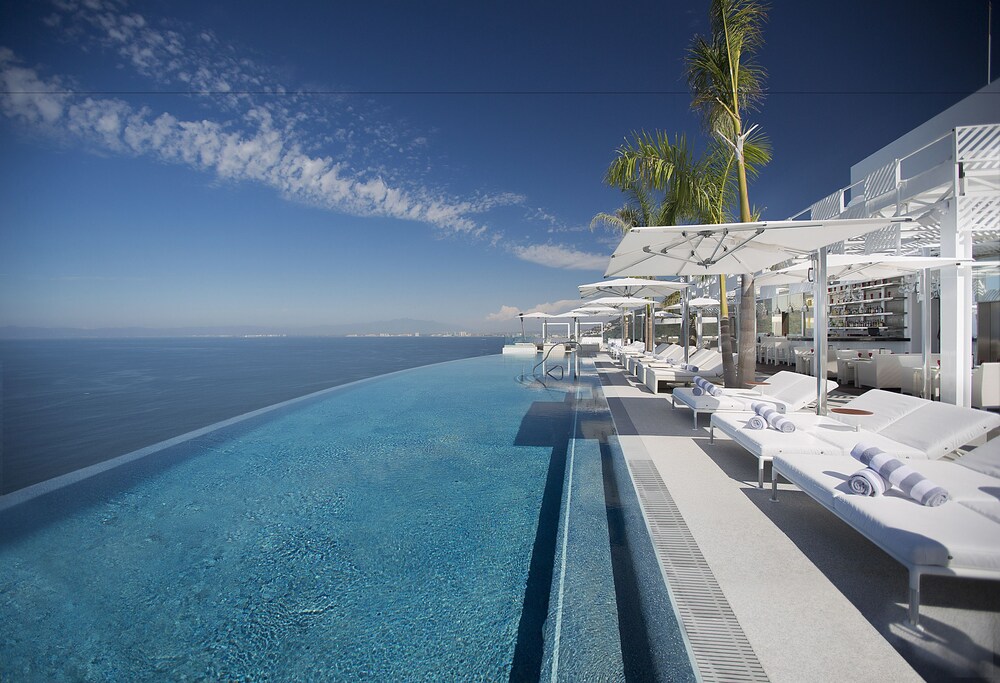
left=0, top=0, right=996, bottom=333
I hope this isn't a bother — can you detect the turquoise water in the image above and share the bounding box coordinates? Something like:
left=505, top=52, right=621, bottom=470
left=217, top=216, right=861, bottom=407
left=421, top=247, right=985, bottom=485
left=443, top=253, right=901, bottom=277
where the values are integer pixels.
left=0, top=354, right=694, bottom=681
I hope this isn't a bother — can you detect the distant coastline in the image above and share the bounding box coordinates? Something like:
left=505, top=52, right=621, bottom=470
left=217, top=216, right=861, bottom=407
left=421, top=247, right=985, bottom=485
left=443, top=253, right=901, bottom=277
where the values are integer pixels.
left=0, top=320, right=507, bottom=340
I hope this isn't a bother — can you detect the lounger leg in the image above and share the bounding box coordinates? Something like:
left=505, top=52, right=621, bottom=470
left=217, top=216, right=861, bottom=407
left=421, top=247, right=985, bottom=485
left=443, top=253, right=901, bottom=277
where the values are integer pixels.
left=770, top=468, right=780, bottom=502
left=758, top=458, right=765, bottom=489
left=693, top=411, right=699, bottom=429
left=709, top=424, right=714, bottom=443
left=671, top=395, right=676, bottom=409
left=908, top=570, right=922, bottom=629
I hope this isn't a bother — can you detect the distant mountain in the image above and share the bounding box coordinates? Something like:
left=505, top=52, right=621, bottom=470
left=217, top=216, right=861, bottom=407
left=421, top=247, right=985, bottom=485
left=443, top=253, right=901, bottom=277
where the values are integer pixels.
left=0, top=319, right=461, bottom=339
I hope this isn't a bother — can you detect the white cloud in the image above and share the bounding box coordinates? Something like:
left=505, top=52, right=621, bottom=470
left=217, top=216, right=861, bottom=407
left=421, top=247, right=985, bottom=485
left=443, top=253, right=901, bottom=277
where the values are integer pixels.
left=18, top=0, right=530, bottom=230
left=486, top=305, right=521, bottom=321
left=509, top=243, right=608, bottom=270
left=0, top=49, right=515, bottom=237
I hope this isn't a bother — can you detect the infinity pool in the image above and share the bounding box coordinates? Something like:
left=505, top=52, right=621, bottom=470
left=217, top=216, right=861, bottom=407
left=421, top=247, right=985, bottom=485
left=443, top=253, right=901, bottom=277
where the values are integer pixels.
left=0, top=354, right=694, bottom=681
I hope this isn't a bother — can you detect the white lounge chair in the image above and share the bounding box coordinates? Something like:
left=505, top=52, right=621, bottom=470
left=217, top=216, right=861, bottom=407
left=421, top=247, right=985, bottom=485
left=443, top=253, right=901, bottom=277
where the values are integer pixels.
left=671, top=371, right=839, bottom=429
left=709, top=389, right=1000, bottom=487
left=636, top=347, right=711, bottom=385
left=644, top=351, right=725, bottom=393
left=625, top=343, right=687, bottom=376
left=770, top=438, right=1000, bottom=627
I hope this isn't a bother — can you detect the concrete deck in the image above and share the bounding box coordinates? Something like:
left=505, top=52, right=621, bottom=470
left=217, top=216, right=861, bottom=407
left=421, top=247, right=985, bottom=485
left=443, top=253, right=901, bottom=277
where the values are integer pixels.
left=596, top=355, right=1000, bottom=682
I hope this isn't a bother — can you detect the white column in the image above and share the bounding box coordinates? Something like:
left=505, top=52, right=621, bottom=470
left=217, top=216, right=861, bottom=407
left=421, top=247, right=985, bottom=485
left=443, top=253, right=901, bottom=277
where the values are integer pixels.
left=939, top=135, right=974, bottom=406
left=814, top=247, right=829, bottom=415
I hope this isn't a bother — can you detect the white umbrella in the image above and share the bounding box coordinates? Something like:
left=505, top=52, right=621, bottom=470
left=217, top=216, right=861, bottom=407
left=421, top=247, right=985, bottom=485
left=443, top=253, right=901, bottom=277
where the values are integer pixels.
left=580, top=296, right=654, bottom=345
left=688, top=297, right=720, bottom=308
left=580, top=279, right=686, bottom=351
left=604, top=217, right=912, bottom=412
left=579, top=277, right=688, bottom=298
left=757, top=255, right=973, bottom=286
left=605, top=218, right=912, bottom=278
left=519, top=311, right=554, bottom=342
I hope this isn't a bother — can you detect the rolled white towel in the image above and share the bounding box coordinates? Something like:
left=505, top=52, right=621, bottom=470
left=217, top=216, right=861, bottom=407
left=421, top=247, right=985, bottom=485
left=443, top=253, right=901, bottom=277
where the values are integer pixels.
left=848, top=468, right=889, bottom=496
left=692, top=376, right=719, bottom=396
left=752, top=401, right=795, bottom=433
left=746, top=415, right=767, bottom=429
left=691, top=376, right=707, bottom=395
left=850, top=443, right=950, bottom=507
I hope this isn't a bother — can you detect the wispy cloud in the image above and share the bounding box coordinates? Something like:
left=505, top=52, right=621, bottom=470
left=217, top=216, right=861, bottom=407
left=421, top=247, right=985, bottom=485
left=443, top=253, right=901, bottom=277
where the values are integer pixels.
left=508, top=243, right=607, bottom=270
left=0, top=48, right=512, bottom=235
left=2, top=1, right=608, bottom=272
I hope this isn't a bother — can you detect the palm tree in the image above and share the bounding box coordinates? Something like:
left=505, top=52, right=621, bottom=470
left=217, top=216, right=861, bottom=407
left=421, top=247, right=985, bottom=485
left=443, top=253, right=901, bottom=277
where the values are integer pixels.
left=687, top=0, right=770, bottom=387
left=601, top=130, right=769, bottom=387
left=590, top=182, right=664, bottom=345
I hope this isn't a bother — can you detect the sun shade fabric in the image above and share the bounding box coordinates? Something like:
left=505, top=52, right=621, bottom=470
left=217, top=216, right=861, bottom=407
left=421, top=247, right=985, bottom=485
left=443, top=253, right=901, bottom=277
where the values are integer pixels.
left=605, top=218, right=910, bottom=277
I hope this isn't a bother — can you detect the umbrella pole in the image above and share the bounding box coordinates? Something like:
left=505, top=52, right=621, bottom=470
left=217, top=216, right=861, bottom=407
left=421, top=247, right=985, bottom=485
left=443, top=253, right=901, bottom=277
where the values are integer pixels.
left=921, top=268, right=932, bottom=399
left=814, top=247, right=829, bottom=415
left=682, top=280, right=691, bottom=364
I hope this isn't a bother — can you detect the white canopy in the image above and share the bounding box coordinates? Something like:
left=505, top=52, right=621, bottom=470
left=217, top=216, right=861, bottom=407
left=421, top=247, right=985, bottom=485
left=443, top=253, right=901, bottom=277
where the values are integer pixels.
left=605, top=218, right=912, bottom=277
left=757, top=255, right=975, bottom=286
left=581, top=296, right=656, bottom=309
left=579, top=277, right=687, bottom=299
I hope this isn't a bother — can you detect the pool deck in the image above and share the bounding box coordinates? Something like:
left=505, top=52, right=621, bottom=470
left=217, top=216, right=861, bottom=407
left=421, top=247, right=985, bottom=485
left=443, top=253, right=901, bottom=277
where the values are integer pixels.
left=595, top=354, right=1000, bottom=683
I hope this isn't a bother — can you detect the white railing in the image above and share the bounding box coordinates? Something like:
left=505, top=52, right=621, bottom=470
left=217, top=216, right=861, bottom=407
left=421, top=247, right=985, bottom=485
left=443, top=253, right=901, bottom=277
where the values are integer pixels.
left=789, top=124, right=1000, bottom=254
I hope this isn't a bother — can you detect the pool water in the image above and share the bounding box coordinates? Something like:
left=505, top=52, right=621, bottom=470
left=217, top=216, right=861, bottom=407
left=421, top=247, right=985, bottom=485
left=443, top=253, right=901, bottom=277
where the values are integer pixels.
left=0, top=354, right=695, bottom=681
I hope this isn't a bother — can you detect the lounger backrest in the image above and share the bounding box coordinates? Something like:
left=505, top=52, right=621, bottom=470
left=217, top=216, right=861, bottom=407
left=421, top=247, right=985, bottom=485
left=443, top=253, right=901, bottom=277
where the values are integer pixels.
left=878, top=404, right=1000, bottom=459
left=757, top=371, right=808, bottom=392
left=767, top=375, right=839, bottom=411
left=694, top=353, right=723, bottom=372
left=840, top=389, right=926, bottom=432
left=959, top=438, right=1000, bottom=478
left=688, top=348, right=720, bottom=365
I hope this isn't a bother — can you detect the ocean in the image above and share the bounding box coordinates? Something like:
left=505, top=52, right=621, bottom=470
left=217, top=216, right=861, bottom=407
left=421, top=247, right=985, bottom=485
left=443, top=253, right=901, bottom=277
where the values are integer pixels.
left=0, top=336, right=503, bottom=495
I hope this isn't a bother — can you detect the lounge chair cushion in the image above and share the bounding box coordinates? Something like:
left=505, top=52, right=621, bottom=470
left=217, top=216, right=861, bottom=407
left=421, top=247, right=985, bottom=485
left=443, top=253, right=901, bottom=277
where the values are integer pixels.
left=958, top=438, right=1000, bottom=478
left=833, top=493, right=1000, bottom=569
left=831, top=389, right=926, bottom=433
left=711, top=412, right=926, bottom=459
left=776, top=452, right=1000, bottom=568
left=877, top=402, right=1000, bottom=459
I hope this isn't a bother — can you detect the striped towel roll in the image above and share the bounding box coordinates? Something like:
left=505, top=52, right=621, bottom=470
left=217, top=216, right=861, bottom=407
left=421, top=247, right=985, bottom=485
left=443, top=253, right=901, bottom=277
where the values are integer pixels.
left=848, top=468, right=889, bottom=496
left=746, top=414, right=767, bottom=429
left=691, top=376, right=707, bottom=395
left=850, top=443, right=950, bottom=507
left=752, top=401, right=795, bottom=433
left=692, top=376, right=720, bottom=396
left=682, top=364, right=699, bottom=372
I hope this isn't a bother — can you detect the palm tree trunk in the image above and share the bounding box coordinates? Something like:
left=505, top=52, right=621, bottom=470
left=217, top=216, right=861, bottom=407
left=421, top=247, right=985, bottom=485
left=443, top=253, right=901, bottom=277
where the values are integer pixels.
left=718, top=274, right=737, bottom=387
left=735, top=158, right=757, bottom=387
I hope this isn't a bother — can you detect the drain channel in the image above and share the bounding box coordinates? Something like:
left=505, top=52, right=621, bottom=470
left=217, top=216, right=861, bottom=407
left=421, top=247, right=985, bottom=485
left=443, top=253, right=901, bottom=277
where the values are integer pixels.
left=628, top=459, right=769, bottom=683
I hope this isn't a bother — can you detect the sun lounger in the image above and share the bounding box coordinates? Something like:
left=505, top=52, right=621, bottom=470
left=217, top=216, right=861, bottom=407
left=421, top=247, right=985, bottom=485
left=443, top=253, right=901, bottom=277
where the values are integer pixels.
left=625, top=344, right=687, bottom=376
left=671, top=371, right=839, bottom=428
left=636, top=347, right=712, bottom=385
left=710, top=389, right=1000, bottom=487
left=770, top=437, right=1000, bottom=627
left=643, top=351, right=725, bottom=393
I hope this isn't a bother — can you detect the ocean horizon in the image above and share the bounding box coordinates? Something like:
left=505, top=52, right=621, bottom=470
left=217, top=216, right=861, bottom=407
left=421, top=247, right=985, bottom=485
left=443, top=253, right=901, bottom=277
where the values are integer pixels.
left=0, top=336, right=503, bottom=495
